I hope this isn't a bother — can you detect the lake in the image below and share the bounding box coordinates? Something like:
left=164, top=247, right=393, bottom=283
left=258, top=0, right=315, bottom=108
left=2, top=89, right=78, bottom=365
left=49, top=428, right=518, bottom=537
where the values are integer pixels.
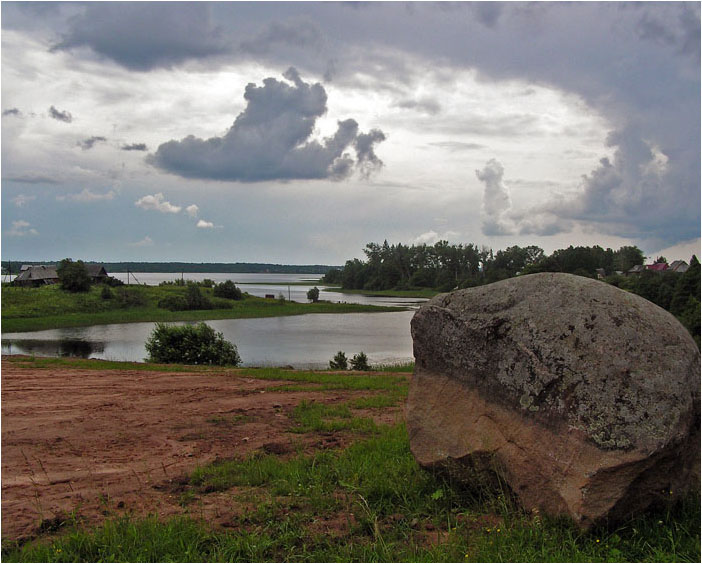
left=2, top=272, right=424, bottom=368
left=2, top=312, right=416, bottom=369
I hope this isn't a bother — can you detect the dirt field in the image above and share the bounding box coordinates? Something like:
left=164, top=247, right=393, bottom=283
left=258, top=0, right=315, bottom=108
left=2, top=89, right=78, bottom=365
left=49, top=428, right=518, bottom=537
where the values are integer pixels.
left=1, top=357, right=404, bottom=541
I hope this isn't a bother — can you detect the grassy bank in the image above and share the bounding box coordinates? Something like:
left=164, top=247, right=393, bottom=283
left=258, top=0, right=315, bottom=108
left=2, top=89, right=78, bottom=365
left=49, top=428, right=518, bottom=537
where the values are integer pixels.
left=2, top=357, right=699, bottom=562
left=323, top=286, right=439, bottom=299
left=1, top=284, right=400, bottom=333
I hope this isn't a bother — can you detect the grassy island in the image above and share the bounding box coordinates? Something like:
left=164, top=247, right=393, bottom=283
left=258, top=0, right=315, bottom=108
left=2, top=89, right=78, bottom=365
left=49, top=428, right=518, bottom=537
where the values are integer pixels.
left=1, top=283, right=401, bottom=333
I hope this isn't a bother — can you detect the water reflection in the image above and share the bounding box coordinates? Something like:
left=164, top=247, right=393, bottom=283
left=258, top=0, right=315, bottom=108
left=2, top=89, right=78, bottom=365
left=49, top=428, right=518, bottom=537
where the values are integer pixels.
left=2, top=312, right=415, bottom=368
left=3, top=338, right=105, bottom=358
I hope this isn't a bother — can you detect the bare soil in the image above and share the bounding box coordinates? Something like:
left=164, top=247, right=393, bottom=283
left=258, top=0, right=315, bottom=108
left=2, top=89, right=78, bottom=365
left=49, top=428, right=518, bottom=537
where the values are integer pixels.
left=1, top=358, right=404, bottom=541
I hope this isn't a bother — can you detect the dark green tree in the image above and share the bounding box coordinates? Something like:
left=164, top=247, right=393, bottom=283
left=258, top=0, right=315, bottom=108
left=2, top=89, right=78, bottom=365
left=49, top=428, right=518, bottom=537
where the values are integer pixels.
left=307, top=286, right=320, bottom=302
left=350, top=351, right=370, bottom=371
left=213, top=280, right=242, bottom=300
left=57, top=258, right=91, bottom=292
left=329, top=351, right=348, bottom=370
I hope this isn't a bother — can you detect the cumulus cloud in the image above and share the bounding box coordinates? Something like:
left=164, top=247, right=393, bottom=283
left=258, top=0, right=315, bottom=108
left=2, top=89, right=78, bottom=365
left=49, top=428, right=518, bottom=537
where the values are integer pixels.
left=413, top=230, right=460, bottom=245
left=57, top=189, right=115, bottom=202
left=135, top=193, right=181, bottom=214
left=48, top=105, right=72, bottom=123
left=12, top=194, right=36, bottom=207
left=121, top=143, right=148, bottom=151
left=2, top=108, right=21, bottom=117
left=150, top=67, right=386, bottom=182
left=185, top=204, right=199, bottom=218
left=476, top=158, right=572, bottom=237
left=130, top=236, right=154, bottom=247
left=50, top=3, right=227, bottom=70
left=476, top=159, right=513, bottom=236
left=549, top=126, right=698, bottom=244
left=7, top=220, right=38, bottom=237
left=196, top=219, right=214, bottom=229
left=77, top=136, right=107, bottom=150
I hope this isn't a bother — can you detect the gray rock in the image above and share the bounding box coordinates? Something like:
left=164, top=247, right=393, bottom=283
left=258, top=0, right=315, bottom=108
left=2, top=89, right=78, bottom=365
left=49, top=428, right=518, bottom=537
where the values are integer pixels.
left=408, top=273, right=700, bottom=529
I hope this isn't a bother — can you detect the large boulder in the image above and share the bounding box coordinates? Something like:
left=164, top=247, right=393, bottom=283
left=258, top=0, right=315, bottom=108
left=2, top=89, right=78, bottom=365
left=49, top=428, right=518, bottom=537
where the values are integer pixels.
left=408, top=273, right=700, bottom=529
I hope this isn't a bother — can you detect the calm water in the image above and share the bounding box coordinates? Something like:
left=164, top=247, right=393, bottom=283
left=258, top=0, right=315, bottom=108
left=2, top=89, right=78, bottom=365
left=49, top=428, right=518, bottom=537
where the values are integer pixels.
left=2, top=272, right=423, bottom=367
left=2, top=312, right=415, bottom=369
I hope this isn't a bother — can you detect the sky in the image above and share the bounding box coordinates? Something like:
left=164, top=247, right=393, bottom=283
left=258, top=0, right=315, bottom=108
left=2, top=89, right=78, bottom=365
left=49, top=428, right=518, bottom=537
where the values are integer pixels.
left=1, top=1, right=700, bottom=265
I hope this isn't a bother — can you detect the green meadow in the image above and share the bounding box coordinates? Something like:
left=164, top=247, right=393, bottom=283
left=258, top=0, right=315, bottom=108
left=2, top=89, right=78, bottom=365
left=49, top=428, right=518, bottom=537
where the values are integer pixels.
left=1, top=283, right=399, bottom=333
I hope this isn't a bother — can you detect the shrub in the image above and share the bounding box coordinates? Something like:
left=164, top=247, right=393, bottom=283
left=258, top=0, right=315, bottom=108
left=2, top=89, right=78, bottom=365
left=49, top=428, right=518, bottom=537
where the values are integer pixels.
left=158, top=295, right=189, bottom=311
left=145, top=322, right=241, bottom=366
left=102, top=276, right=124, bottom=287
left=201, top=278, right=215, bottom=288
left=185, top=283, right=212, bottom=310
left=350, top=351, right=370, bottom=371
left=115, top=287, right=147, bottom=308
left=329, top=351, right=348, bottom=370
left=100, top=285, right=114, bottom=300
left=57, top=258, right=91, bottom=292
left=307, top=286, right=320, bottom=302
left=213, top=280, right=243, bottom=300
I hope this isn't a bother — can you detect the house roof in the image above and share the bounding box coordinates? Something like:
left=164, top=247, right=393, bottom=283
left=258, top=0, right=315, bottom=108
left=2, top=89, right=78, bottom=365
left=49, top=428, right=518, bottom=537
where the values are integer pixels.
left=669, top=260, right=689, bottom=273
left=85, top=264, right=108, bottom=276
left=646, top=262, right=669, bottom=272
left=627, top=264, right=646, bottom=273
left=14, top=265, right=58, bottom=281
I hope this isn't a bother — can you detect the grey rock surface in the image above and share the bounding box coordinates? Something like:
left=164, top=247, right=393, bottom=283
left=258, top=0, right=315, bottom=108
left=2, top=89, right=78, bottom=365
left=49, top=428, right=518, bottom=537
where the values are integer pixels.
left=408, top=273, right=700, bottom=528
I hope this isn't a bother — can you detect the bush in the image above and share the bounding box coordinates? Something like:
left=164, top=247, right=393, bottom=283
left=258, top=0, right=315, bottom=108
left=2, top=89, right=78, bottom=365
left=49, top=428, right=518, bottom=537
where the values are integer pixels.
left=329, top=351, right=348, bottom=370
left=307, top=286, right=320, bottom=302
left=145, top=322, right=241, bottom=366
left=158, top=295, right=189, bottom=311
left=114, top=287, right=147, bottom=308
left=185, top=283, right=212, bottom=310
left=213, top=280, right=243, bottom=300
left=102, top=276, right=124, bottom=287
left=350, top=352, right=370, bottom=371
left=100, top=286, right=114, bottom=300
left=57, top=258, right=91, bottom=292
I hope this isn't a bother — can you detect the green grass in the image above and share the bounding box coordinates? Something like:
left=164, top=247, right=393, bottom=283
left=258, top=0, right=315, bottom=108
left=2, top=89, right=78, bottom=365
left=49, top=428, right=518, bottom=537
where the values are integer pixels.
left=1, top=284, right=402, bottom=333
left=4, top=422, right=699, bottom=562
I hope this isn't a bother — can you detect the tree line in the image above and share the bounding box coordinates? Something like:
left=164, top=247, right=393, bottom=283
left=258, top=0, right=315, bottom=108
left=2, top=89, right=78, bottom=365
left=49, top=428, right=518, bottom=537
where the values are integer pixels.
left=323, top=241, right=700, bottom=344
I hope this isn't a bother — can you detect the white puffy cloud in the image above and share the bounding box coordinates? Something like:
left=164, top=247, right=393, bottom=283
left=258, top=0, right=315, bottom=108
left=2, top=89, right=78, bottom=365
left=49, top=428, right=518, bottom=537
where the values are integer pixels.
left=11, top=194, right=36, bottom=207
left=7, top=220, right=38, bottom=237
left=57, top=188, right=115, bottom=202
left=130, top=235, right=154, bottom=247
left=185, top=204, right=199, bottom=217
left=196, top=219, right=215, bottom=229
left=134, top=193, right=181, bottom=214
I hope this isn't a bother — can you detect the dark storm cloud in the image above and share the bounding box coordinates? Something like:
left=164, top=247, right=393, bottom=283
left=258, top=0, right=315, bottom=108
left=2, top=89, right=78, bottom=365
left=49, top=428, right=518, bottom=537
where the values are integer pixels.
left=3, top=174, right=59, bottom=185
left=471, top=2, right=504, bottom=29
left=395, top=98, right=442, bottom=115
left=122, top=143, right=148, bottom=152
left=239, top=20, right=322, bottom=55
left=51, top=3, right=227, bottom=71
left=150, top=68, right=386, bottom=182
left=2, top=108, right=21, bottom=117
left=429, top=141, right=484, bottom=152
left=77, top=136, right=106, bottom=150
left=48, top=105, right=72, bottom=123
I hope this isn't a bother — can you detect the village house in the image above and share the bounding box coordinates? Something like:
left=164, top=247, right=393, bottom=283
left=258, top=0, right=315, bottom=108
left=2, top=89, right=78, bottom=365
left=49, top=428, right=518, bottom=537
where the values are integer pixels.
left=13, top=263, right=109, bottom=287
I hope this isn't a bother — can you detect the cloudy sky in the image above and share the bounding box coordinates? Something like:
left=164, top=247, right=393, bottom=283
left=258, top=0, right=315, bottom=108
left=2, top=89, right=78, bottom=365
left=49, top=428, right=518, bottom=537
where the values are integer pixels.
left=2, top=2, right=700, bottom=264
